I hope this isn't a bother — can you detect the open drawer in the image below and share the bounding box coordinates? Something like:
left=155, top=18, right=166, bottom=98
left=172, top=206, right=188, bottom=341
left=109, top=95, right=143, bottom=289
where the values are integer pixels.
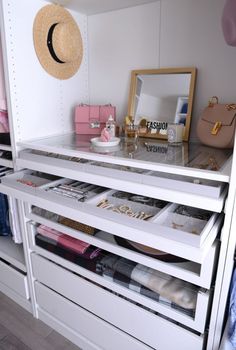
left=0, top=259, right=29, bottom=300
left=16, top=149, right=228, bottom=212
left=87, top=189, right=218, bottom=247
left=35, top=282, right=153, bottom=350
left=0, top=171, right=223, bottom=262
left=31, top=252, right=210, bottom=336
left=26, top=213, right=219, bottom=289
left=28, top=218, right=212, bottom=333
left=35, top=281, right=206, bottom=350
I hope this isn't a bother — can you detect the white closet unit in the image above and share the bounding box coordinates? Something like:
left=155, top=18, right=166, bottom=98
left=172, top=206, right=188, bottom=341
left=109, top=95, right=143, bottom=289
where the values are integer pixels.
left=0, top=7, right=30, bottom=312
left=0, top=0, right=236, bottom=349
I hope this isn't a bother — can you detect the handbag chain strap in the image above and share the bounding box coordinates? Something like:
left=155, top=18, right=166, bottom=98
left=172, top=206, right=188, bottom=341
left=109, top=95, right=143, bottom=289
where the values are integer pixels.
left=208, top=97, right=236, bottom=111
left=226, top=104, right=236, bottom=111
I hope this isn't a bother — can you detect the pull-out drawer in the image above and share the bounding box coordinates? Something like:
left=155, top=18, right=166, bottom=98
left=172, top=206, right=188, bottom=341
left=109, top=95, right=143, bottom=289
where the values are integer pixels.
left=35, top=282, right=152, bottom=350
left=17, top=148, right=228, bottom=212
left=0, top=259, right=29, bottom=300
left=27, top=216, right=219, bottom=289
left=87, top=189, right=218, bottom=247
left=31, top=248, right=210, bottom=334
left=34, top=258, right=206, bottom=350
left=0, top=171, right=223, bottom=262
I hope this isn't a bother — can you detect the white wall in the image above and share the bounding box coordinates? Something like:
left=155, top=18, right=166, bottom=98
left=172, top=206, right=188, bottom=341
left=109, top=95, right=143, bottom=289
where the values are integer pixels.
left=88, top=0, right=236, bottom=141
left=160, top=0, right=236, bottom=140
left=88, top=2, right=160, bottom=122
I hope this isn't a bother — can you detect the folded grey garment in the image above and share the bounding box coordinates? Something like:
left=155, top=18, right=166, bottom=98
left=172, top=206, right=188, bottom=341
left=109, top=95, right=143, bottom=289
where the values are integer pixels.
left=102, top=267, right=195, bottom=317
left=32, top=207, right=60, bottom=222
left=97, top=254, right=198, bottom=310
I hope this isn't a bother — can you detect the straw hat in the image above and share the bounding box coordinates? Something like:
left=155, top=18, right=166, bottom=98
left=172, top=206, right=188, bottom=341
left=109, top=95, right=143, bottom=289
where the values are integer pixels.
left=33, top=4, right=83, bottom=80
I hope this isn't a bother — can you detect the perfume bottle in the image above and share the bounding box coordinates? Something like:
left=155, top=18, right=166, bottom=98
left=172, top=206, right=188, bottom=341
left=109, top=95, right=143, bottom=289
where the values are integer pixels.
left=106, top=115, right=116, bottom=138
left=125, top=121, right=138, bottom=142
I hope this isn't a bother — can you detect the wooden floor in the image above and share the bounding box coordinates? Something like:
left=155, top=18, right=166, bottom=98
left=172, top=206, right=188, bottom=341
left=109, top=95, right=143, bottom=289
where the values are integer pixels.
left=0, top=292, right=81, bottom=350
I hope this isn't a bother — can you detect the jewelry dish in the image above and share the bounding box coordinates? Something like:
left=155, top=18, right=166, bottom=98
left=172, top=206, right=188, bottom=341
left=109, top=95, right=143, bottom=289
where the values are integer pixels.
left=90, top=137, right=120, bottom=147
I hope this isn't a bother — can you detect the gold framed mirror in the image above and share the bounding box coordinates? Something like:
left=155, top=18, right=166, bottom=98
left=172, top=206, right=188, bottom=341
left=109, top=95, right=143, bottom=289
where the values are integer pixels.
left=127, top=67, right=197, bottom=141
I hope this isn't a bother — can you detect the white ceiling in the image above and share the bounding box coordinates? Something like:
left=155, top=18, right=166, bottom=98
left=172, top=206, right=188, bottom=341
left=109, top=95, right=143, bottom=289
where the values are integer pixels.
left=48, top=0, right=159, bottom=15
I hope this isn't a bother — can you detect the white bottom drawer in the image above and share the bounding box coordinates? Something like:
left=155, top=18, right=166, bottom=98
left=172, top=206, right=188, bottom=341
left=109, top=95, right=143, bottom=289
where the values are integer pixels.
left=33, top=254, right=205, bottom=350
left=35, top=282, right=152, bottom=350
left=0, top=259, right=29, bottom=299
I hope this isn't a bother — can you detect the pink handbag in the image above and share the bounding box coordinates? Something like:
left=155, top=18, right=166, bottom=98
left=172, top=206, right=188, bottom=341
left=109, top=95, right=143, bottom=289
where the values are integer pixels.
left=75, top=104, right=116, bottom=135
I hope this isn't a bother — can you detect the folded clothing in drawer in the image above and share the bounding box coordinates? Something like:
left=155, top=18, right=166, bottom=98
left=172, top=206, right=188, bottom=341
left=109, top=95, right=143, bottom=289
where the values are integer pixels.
left=36, top=225, right=101, bottom=260
left=96, top=254, right=197, bottom=311
left=100, top=266, right=194, bottom=317
left=35, top=229, right=198, bottom=317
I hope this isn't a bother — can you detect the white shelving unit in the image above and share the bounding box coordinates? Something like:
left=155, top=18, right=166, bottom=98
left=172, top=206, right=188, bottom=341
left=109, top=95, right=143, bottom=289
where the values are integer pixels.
left=0, top=158, right=13, bottom=168
left=18, top=133, right=232, bottom=182
left=0, top=1, right=28, bottom=311
left=0, top=134, right=233, bottom=350
left=0, top=144, right=13, bottom=168
left=0, top=144, right=11, bottom=151
left=0, top=236, right=26, bottom=272
left=45, top=0, right=158, bottom=15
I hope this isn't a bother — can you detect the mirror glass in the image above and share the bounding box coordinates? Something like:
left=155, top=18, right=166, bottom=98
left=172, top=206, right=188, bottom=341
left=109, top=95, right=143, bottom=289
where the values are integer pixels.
left=127, top=68, right=196, bottom=141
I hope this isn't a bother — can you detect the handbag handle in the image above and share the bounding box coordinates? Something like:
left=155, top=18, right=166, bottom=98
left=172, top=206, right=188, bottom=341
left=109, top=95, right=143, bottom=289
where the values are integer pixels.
left=78, top=103, right=112, bottom=107
left=208, top=96, right=219, bottom=107
left=207, top=97, right=236, bottom=111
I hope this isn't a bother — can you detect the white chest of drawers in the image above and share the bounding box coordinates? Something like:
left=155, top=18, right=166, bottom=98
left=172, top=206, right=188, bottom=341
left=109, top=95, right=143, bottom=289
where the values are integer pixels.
left=0, top=135, right=233, bottom=350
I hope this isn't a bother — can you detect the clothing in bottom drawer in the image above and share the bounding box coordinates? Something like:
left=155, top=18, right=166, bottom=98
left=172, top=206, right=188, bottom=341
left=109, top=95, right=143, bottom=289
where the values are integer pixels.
left=28, top=205, right=218, bottom=289
left=34, top=227, right=200, bottom=319
left=34, top=265, right=205, bottom=350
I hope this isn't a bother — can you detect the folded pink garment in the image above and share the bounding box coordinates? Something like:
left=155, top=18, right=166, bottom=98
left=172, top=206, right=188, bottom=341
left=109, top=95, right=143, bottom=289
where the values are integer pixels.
left=0, top=110, right=9, bottom=132
left=37, top=225, right=90, bottom=254
left=0, top=36, right=7, bottom=111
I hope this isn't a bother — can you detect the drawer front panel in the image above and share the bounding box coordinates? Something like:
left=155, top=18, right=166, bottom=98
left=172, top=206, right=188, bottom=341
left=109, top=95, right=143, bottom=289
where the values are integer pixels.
left=35, top=282, right=152, bottom=350
left=32, top=253, right=209, bottom=336
left=0, top=260, right=29, bottom=299
left=17, top=149, right=228, bottom=212
left=35, top=281, right=204, bottom=350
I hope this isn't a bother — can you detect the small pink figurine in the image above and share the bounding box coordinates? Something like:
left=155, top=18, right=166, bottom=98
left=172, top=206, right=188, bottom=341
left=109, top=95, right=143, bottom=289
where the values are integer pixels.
left=100, top=128, right=111, bottom=142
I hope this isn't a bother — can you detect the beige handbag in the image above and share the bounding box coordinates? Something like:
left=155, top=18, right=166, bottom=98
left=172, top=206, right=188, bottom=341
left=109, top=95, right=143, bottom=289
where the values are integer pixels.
left=197, top=96, right=236, bottom=149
